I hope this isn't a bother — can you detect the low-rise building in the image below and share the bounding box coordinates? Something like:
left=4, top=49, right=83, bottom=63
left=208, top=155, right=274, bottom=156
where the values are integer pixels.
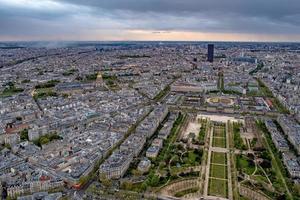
left=4, top=133, right=20, bottom=146
left=282, top=153, right=300, bottom=178
left=151, top=138, right=163, bottom=148
left=146, top=146, right=160, bottom=158
left=17, top=192, right=62, bottom=200
left=137, top=157, right=151, bottom=173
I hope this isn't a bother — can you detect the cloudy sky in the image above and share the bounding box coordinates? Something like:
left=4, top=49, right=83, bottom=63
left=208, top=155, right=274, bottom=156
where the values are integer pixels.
left=0, top=0, right=300, bottom=41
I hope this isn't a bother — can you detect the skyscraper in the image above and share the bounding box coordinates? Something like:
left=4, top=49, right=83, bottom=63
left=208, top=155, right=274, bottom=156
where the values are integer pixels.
left=207, top=44, right=214, bottom=63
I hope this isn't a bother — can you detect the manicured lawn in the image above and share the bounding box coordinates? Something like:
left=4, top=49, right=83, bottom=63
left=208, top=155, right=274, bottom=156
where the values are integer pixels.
left=212, top=137, right=226, bottom=148
left=212, top=125, right=226, bottom=148
left=208, top=178, right=228, bottom=198
left=210, top=164, right=227, bottom=179
left=211, top=152, right=226, bottom=165
left=213, top=128, right=226, bottom=138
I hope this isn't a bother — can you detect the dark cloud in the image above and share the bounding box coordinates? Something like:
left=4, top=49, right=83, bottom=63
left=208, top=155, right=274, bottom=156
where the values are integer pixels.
left=0, top=0, right=299, bottom=41
left=59, top=0, right=300, bottom=23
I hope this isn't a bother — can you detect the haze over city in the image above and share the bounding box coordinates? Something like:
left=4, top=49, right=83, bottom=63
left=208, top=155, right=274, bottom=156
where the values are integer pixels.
left=0, top=0, right=300, bottom=41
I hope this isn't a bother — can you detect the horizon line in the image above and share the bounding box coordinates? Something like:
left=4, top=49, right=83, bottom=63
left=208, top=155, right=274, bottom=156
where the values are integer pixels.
left=1, top=40, right=300, bottom=44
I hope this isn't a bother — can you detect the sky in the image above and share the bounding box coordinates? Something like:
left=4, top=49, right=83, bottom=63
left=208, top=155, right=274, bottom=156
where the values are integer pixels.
left=0, top=0, right=300, bottom=42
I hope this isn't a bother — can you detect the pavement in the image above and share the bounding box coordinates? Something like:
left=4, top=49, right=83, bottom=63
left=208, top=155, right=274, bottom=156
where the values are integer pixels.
left=203, top=126, right=214, bottom=197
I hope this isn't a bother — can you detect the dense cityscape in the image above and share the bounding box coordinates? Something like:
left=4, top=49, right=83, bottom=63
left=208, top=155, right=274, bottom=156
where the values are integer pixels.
left=0, top=41, right=299, bottom=200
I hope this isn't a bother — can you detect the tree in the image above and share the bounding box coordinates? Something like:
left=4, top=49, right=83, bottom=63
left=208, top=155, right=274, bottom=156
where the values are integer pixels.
left=131, top=169, right=142, bottom=177
left=16, top=116, right=22, bottom=121
left=4, top=143, right=11, bottom=149
left=40, top=137, right=50, bottom=145
left=188, top=151, right=196, bottom=165
left=20, top=129, right=29, bottom=141
left=276, top=193, right=286, bottom=200
left=79, top=175, right=89, bottom=185
left=121, top=181, right=133, bottom=190
left=21, top=79, right=31, bottom=83
left=99, top=173, right=112, bottom=188
left=85, top=73, right=98, bottom=81
left=140, top=182, right=147, bottom=191
left=149, top=174, right=160, bottom=187
left=260, top=160, right=271, bottom=169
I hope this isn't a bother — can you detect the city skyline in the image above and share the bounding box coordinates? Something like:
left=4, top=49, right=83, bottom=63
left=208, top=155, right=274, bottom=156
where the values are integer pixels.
left=0, top=1, right=300, bottom=199
left=0, top=0, right=300, bottom=42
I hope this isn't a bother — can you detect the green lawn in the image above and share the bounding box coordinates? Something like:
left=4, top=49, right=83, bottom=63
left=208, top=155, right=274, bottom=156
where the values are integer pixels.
left=34, top=88, right=58, bottom=99
left=208, top=178, right=228, bottom=198
left=213, top=128, right=226, bottom=138
left=212, top=137, right=226, bottom=148
left=233, top=122, right=247, bottom=150
left=211, top=152, right=227, bottom=165
left=210, top=164, right=227, bottom=179
left=251, top=175, right=269, bottom=184
left=236, top=155, right=255, bottom=175
left=212, top=125, right=226, bottom=148
left=0, top=86, right=24, bottom=98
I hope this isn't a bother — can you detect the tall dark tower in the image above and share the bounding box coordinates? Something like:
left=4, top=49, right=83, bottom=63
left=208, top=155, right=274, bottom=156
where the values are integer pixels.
left=207, top=44, right=214, bottom=63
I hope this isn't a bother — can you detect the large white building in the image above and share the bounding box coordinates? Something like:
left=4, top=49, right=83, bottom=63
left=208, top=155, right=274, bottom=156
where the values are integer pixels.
left=99, top=150, right=133, bottom=179
left=265, top=120, right=289, bottom=152
left=120, top=134, right=146, bottom=157
left=277, top=115, right=300, bottom=153
left=171, top=82, right=218, bottom=93
left=282, top=153, right=300, bottom=179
